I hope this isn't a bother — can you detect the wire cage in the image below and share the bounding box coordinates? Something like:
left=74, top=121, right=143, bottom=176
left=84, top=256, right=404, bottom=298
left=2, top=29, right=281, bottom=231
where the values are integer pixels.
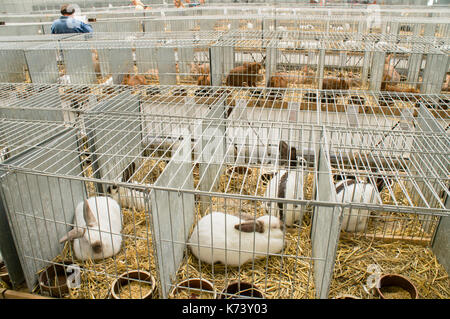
left=208, top=33, right=448, bottom=94
left=1, top=30, right=448, bottom=95
left=0, top=83, right=448, bottom=299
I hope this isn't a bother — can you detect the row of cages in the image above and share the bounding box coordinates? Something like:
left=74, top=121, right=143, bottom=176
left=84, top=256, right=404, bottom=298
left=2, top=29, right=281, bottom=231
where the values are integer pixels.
left=1, top=13, right=450, bottom=37
left=0, top=31, right=448, bottom=94
left=0, top=83, right=449, bottom=299
left=1, top=4, right=450, bottom=24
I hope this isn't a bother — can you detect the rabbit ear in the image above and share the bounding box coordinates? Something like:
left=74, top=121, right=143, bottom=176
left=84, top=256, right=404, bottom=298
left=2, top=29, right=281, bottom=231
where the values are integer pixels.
left=289, top=147, right=297, bottom=168
left=261, top=171, right=277, bottom=183
left=59, top=227, right=84, bottom=243
left=83, top=199, right=97, bottom=227
left=234, top=220, right=264, bottom=233
left=279, top=140, right=289, bottom=159
left=123, top=162, right=136, bottom=182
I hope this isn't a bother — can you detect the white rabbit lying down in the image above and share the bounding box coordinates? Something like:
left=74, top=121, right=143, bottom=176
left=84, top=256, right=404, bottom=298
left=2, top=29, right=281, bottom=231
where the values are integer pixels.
left=188, top=212, right=285, bottom=267
left=59, top=196, right=122, bottom=261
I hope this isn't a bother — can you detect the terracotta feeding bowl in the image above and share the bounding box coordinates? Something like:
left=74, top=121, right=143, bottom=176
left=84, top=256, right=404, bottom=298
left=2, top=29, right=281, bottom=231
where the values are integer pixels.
left=38, top=261, right=74, bottom=298
left=169, top=278, right=216, bottom=299
left=110, top=270, right=156, bottom=299
left=218, top=281, right=265, bottom=299
left=376, top=274, right=419, bottom=299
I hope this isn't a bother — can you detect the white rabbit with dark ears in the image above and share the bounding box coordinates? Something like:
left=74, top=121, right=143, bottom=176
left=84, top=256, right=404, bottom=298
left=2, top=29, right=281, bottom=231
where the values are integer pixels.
left=263, top=141, right=308, bottom=227
left=59, top=196, right=122, bottom=261
left=188, top=212, right=285, bottom=267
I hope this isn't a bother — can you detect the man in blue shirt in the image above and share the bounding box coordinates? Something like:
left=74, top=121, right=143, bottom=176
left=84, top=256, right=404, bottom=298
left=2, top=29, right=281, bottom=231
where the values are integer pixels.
left=51, top=4, right=93, bottom=34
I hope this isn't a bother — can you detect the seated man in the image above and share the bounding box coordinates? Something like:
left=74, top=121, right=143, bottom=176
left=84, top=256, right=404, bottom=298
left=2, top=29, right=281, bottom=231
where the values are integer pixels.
left=51, top=4, right=93, bottom=34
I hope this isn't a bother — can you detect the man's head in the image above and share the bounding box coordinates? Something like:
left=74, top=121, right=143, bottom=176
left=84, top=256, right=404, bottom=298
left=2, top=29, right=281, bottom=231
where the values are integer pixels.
left=60, top=4, right=75, bottom=16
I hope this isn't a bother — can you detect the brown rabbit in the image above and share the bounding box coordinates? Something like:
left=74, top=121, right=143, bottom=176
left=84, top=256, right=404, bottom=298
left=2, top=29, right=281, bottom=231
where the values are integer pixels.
left=322, top=76, right=350, bottom=90
left=226, top=58, right=265, bottom=87
left=122, top=74, right=146, bottom=86
left=190, top=62, right=210, bottom=81
left=268, top=73, right=289, bottom=88
left=197, top=74, right=211, bottom=86
left=297, top=66, right=315, bottom=85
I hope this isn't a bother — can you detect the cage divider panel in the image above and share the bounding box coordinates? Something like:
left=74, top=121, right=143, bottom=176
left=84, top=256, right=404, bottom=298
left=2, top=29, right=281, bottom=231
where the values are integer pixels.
left=156, top=47, right=177, bottom=85
left=135, top=46, right=157, bottom=76
left=84, top=91, right=141, bottom=184
left=198, top=102, right=226, bottom=214
left=432, top=197, right=450, bottom=276
left=231, top=99, right=248, bottom=165
left=0, top=183, right=25, bottom=288
left=413, top=23, right=422, bottom=36
left=0, top=129, right=86, bottom=291
left=412, top=105, right=450, bottom=234
left=177, top=45, right=195, bottom=81
left=265, top=46, right=277, bottom=87
left=369, top=51, right=386, bottom=91
left=318, top=49, right=325, bottom=90
left=150, top=133, right=195, bottom=299
left=0, top=86, right=64, bottom=122
left=97, top=45, right=134, bottom=85
left=423, top=23, right=437, bottom=37
left=209, top=46, right=224, bottom=87
left=24, top=48, right=59, bottom=84
left=361, top=49, right=372, bottom=86
left=346, top=103, right=359, bottom=128
left=311, top=131, right=342, bottom=299
left=338, top=51, right=347, bottom=69
left=421, top=54, right=449, bottom=94
left=389, top=22, right=400, bottom=36
left=62, top=48, right=97, bottom=85
left=406, top=52, right=423, bottom=86
left=0, top=48, right=27, bottom=83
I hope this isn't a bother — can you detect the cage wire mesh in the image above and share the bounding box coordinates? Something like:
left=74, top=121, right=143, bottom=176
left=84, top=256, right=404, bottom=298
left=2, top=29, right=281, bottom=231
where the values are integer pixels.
left=1, top=12, right=449, bottom=37
left=0, top=83, right=448, bottom=299
left=1, top=31, right=448, bottom=95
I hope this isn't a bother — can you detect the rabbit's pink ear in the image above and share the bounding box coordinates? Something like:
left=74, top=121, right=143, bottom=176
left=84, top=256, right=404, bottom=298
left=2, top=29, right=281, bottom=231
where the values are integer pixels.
left=83, top=199, right=97, bottom=227
left=59, top=227, right=85, bottom=243
left=234, top=220, right=264, bottom=233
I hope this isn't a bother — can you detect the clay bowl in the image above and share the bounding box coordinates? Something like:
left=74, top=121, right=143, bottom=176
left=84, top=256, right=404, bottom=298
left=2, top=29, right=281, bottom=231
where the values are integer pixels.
left=169, top=278, right=216, bottom=299
left=110, top=270, right=156, bottom=299
left=376, top=274, right=419, bottom=299
left=38, top=261, right=74, bottom=298
left=218, top=281, right=265, bottom=299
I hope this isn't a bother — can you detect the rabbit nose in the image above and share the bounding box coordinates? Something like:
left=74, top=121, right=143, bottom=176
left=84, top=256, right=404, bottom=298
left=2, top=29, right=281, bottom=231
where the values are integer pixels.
left=92, top=241, right=103, bottom=254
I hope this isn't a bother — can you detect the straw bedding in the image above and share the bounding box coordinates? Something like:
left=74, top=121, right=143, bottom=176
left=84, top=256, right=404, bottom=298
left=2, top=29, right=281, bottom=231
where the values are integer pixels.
left=36, top=206, right=157, bottom=299
left=33, top=161, right=448, bottom=299
left=329, top=237, right=450, bottom=299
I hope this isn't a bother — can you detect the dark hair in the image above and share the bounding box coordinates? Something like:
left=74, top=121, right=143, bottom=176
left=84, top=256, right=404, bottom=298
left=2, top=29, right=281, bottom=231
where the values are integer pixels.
left=61, top=4, right=75, bottom=15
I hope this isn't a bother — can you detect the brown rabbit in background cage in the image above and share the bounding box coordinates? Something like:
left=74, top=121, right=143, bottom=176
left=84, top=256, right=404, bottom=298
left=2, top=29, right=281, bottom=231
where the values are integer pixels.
left=226, top=57, right=265, bottom=87
left=322, top=75, right=350, bottom=90
left=122, top=74, right=146, bottom=86
left=197, top=74, right=211, bottom=86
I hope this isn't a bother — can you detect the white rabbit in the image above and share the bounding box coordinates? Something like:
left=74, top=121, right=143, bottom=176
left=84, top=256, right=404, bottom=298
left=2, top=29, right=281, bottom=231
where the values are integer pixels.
left=264, top=141, right=308, bottom=227
left=335, top=176, right=388, bottom=233
left=106, top=162, right=151, bottom=212
left=188, top=212, right=285, bottom=267
left=59, top=196, right=122, bottom=261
